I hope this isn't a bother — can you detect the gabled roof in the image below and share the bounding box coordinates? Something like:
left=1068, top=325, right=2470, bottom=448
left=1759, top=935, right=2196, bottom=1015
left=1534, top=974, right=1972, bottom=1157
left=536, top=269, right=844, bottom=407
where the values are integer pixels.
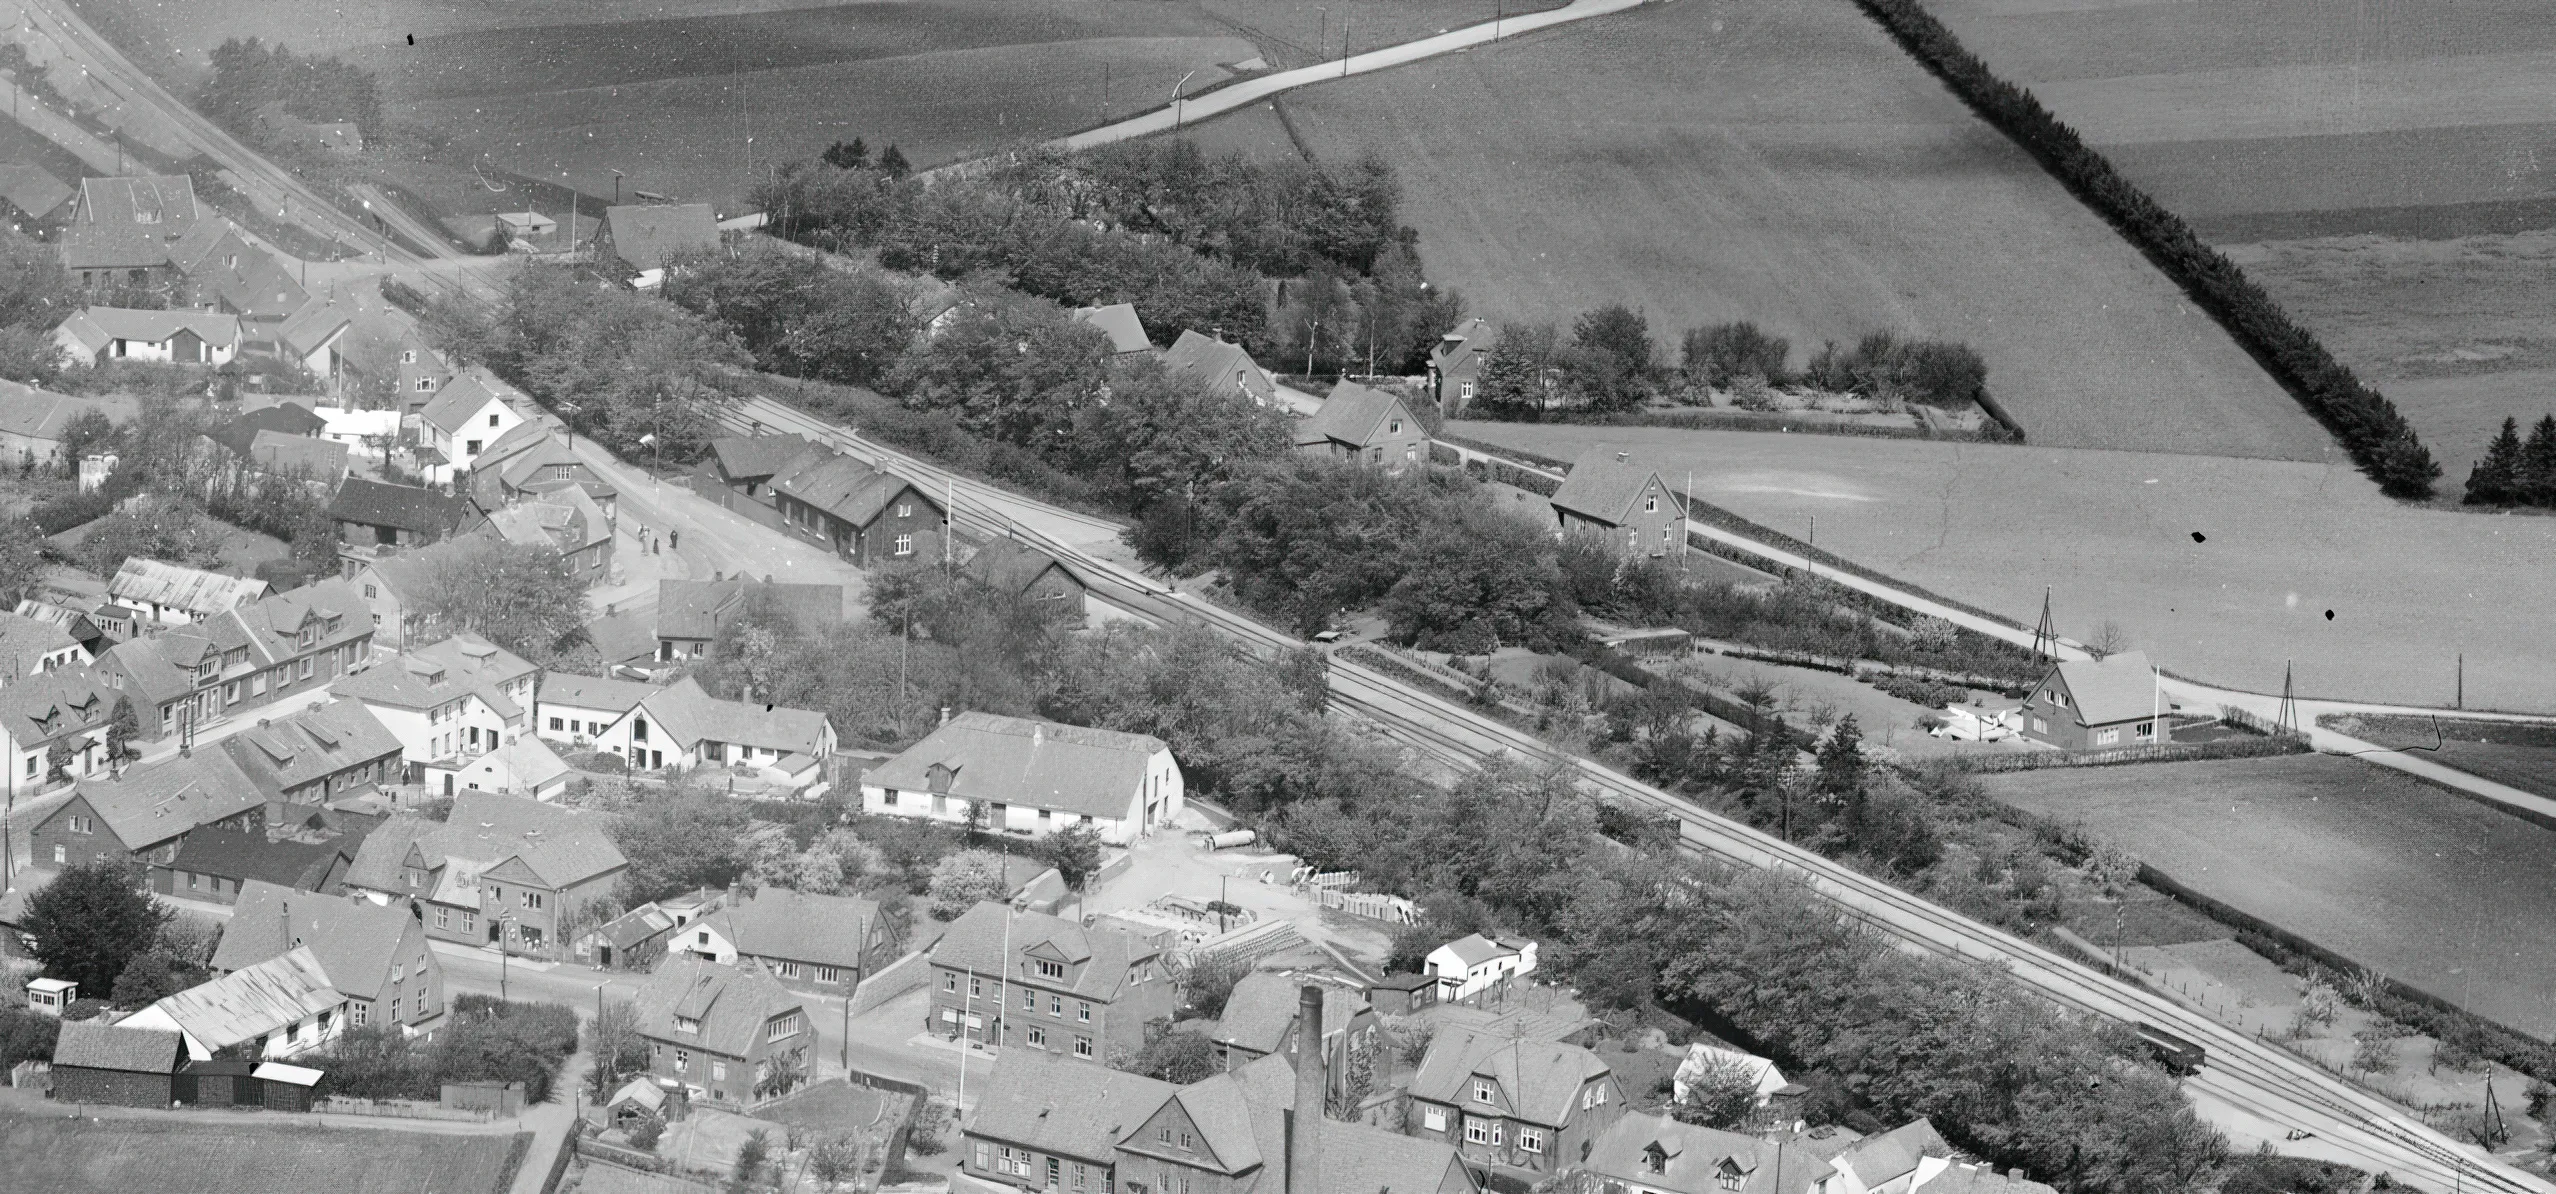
left=1410, top=1027, right=1612, bottom=1128
left=1072, top=303, right=1150, bottom=354
left=539, top=671, right=663, bottom=714
left=1212, top=973, right=1371, bottom=1056
left=631, top=954, right=804, bottom=1057
left=276, top=296, right=355, bottom=357
left=929, top=902, right=1160, bottom=1002
left=4, top=601, right=94, bottom=648
left=769, top=450, right=922, bottom=530
left=1837, top=1120, right=1954, bottom=1189
left=707, top=434, right=820, bottom=481
left=0, top=384, right=117, bottom=444
left=2045, top=652, right=2157, bottom=727
left=346, top=791, right=625, bottom=894
left=1294, top=382, right=1410, bottom=450
left=329, top=477, right=476, bottom=536
left=1226, top=1051, right=1475, bottom=1194
left=863, top=711, right=1166, bottom=821
left=216, top=698, right=403, bottom=793
left=1163, top=330, right=1274, bottom=404
left=0, top=162, right=72, bottom=218
left=477, top=734, right=572, bottom=792
left=420, top=368, right=521, bottom=435
left=1160, top=1071, right=1263, bottom=1174
left=1431, top=318, right=1494, bottom=374
left=333, top=648, right=483, bottom=714
left=1584, top=1113, right=1866, bottom=1194
left=585, top=607, right=659, bottom=667
left=588, top=902, right=679, bottom=952
left=133, top=946, right=342, bottom=1051
left=655, top=578, right=844, bottom=641
left=704, top=886, right=879, bottom=969
left=163, top=826, right=351, bottom=891
left=602, top=203, right=721, bottom=270
left=61, top=175, right=200, bottom=270
left=486, top=490, right=606, bottom=554
left=225, top=400, right=329, bottom=440
left=169, top=223, right=309, bottom=321
left=0, top=609, right=80, bottom=666
left=249, top=428, right=349, bottom=480
left=1550, top=447, right=1675, bottom=528
left=51, top=1020, right=182, bottom=1073
left=0, top=666, right=112, bottom=748
left=59, top=306, right=242, bottom=347
left=214, top=880, right=418, bottom=1001
left=969, top=1045, right=1177, bottom=1163
left=1435, top=933, right=1518, bottom=968
left=67, top=748, right=272, bottom=852
left=633, top=676, right=831, bottom=757
left=962, top=538, right=1077, bottom=600
left=106, top=558, right=267, bottom=617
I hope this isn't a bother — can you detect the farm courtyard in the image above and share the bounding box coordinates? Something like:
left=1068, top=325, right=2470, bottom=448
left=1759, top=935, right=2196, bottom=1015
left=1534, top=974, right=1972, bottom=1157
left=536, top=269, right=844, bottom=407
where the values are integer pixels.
left=1450, top=420, right=2556, bottom=713
left=0, top=1114, right=529, bottom=1194
left=1977, top=753, right=2556, bottom=1040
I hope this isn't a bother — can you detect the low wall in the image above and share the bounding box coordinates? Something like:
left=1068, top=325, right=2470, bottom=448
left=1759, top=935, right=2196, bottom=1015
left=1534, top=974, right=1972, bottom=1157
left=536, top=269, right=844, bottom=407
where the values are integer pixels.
left=852, top=949, right=932, bottom=1016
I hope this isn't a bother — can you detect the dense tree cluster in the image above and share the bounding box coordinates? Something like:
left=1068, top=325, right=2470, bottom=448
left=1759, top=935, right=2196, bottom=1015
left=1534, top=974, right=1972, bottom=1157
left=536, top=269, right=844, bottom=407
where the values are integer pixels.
left=200, top=38, right=384, bottom=138
left=313, top=996, right=581, bottom=1102
left=2461, top=414, right=2556, bottom=507
left=1471, top=313, right=1993, bottom=420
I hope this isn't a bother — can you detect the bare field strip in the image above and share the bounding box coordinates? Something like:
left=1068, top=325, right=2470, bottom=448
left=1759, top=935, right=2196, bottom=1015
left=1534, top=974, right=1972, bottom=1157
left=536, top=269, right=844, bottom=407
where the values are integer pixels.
left=0, top=1116, right=527, bottom=1194
left=1449, top=420, right=2556, bottom=712
left=1258, top=0, right=2326, bottom=460
left=64, top=0, right=834, bottom=62
left=2032, top=52, right=2556, bottom=147
left=2106, top=124, right=2556, bottom=224
left=1977, top=753, right=2556, bottom=1039
left=1919, top=0, right=2556, bottom=82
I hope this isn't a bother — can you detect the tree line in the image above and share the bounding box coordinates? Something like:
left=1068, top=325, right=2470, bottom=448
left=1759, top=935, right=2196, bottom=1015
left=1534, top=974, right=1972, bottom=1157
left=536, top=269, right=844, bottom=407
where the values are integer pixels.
left=200, top=38, right=384, bottom=139
left=2461, top=414, right=2556, bottom=508
left=1847, top=0, right=2439, bottom=498
left=1469, top=312, right=1996, bottom=422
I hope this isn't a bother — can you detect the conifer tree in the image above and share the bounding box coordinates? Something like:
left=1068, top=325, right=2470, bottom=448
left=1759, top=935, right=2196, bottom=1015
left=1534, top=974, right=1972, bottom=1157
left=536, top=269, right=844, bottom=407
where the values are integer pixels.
left=2464, top=416, right=2523, bottom=506
left=2522, top=414, right=2556, bottom=507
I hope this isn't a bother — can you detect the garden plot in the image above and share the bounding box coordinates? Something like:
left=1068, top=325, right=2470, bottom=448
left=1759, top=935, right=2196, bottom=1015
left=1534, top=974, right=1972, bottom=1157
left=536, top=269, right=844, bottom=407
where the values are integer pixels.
left=0, top=1115, right=527, bottom=1194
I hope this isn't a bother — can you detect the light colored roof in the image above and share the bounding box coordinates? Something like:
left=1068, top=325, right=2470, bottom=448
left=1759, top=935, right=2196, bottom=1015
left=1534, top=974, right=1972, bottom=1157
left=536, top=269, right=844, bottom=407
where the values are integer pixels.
left=276, top=296, right=355, bottom=356
left=929, top=902, right=1160, bottom=1002
left=0, top=609, right=80, bottom=664
left=704, top=886, right=878, bottom=969
left=1410, top=1027, right=1612, bottom=1128
left=0, top=384, right=119, bottom=445
left=636, top=676, right=832, bottom=756
left=1551, top=447, right=1674, bottom=527
left=1163, top=330, right=1274, bottom=403
left=1072, top=304, right=1150, bottom=354
left=252, top=1061, right=325, bottom=1086
left=863, top=711, right=1165, bottom=821
left=134, top=946, right=343, bottom=1052
left=52, top=1020, right=182, bottom=1073
left=585, top=608, right=659, bottom=666
left=539, top=671, right=663, bottom=714
left=106, top=558, right=267, bottom=617
left=707, top=434, right=820, bottom=480
left=656, top=578, right=844, bottom=640
left=631, top=954, right=804, bottom=1057
left=482, top=734, right=573, bottom=790
left=67, top=748, right=272, bottom=852
left=1212, top=973, right=1370, bottom=1055
left=769, top=450, right=918, bottom=530
left=316, top=406, right=401, bottom=440
left=609, top=1076, right=668, bottom=1110
left=590, top=902, right=680, bottom=952
left=1838, top=1119, right=1954, bottom=1188
left=1295, top=382, right=1409, bottom=449
left=602, top=203, right=721, bottom=269
left=2047, top=652, right=2157, bottom=727
left=214, top=880, right=417, bottom=1002
left=1584, top=1113, right=1866, bottom=1194
left=346, top=790, right=626, bottom=893
left=249, top=428, right=349, bottom=479
left=968, top=1046, right=1176, bottom=1163
left=60, top=306, right=242, bottom=347
left=1435, top=932, right=1517, bottom=968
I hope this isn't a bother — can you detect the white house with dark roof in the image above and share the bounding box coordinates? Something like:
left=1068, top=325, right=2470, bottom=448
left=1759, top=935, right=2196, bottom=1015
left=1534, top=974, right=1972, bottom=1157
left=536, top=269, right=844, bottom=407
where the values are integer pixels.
left=0, top=667, right=118, bottom=801
left=860, top=711, right=1182, bottom=844
left=53, top=306, right=243, bottom=366
left=2018, top=651, right=2164, bottom=750
left=536, top=672, right=664, bottom=747
left=106, top=557, right=268, bottom=626
left=594, top=675, right=834, bottom=783
left=333, top=639, right=522, bottom=787
left=1550, top=447, right=1684, bottom=557
left=118, top=946, right=347, bottom=1061
left=1425, top=932, right=1538, bottom=1005
left=417, top=368, right=529, bottom=481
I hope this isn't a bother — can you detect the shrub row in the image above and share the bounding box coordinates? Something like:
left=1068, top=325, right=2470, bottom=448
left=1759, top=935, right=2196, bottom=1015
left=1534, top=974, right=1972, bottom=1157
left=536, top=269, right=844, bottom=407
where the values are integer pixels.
left=1575, top=644, right=1815, bottom=750
left=1945, top=735, right=2307, bottom=772
left=1549, top=406, right=2019, bottom=443
left=1849, top=0, right=2438, bottom=498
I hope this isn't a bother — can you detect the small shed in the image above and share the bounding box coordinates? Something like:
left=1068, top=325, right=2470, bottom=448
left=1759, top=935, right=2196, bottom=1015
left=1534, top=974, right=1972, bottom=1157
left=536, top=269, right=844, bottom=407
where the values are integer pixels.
left=48, top=1020, right=183, bottom=1107
left=254, top=1061, right=325, bottom=1111
left=24, top=977, right=74, bottom=1017
left=1365, top=972, right=1438, bottom=1016
left=174, top=1057, right=261, bottom=1107
left=607, top=1075, right=668, bottom=1128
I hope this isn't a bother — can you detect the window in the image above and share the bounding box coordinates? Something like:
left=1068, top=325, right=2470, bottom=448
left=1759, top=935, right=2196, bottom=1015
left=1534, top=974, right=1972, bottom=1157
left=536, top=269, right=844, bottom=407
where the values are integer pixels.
left=69, top=815, right=92, bottom=834
left=1036, top=959, right=1065, bottom=980
left=550, top=717, right=564, bottom=731
left=971, top=975, right=983, bottom=997
left=817, top=966, right=843, bottom=983
left=1465, top=1121, right=1491, bottom=1144
left=1049, top=994, right=1063, bottom=1017
left=364, top=584, right=377, bottom=598
left=1077, top=1001, right=1091, bottom=1023
left=1159, top=1128, right=1174, bottom=1145
left=1519, top=1129, right=1543, bottom=1154
left=894, top=534, right=914, bottom=556
left=522, top=891, right=543, bottom=910
left=632, top=717, right=649, bottom=742
left=1028, top=1026, right=1047, bottom=1047
left=768, top=1013, right=802, bottom=1041
left=1460, top=381, right=1476, bottom=400
left=1474, top=1082, right=1496, bottom=1105
left=1075, top=1036, right=1093, bottom=1058
left=944, top=973, right=958, bottom=992
left=2031, top=717, right=2047, bottom=734
left=187, top=873, right=199, bottom=891
left=2096, top=728, right=2121, bottom=745
left=386, top=999, right=397, bottom=1023
left=462, top=912, right=475, bottom=934
left=1424, top=1107, right=1447, bottom=1132
left=2136, top=720, right=2156, bottom=740
left=976, top=1144, right=993, bottom=1171
left=392, top=964, right=403, bottom=983
left=897, top=503, right=912, bottom=518
left=1075, top=1163, right=1089, bottom=1191
left=353, top=1002, right=368, bottom=1027
left=1048, top=1158, right=1062, bottom=1189
left=1719, top=1173, right=1743, bottom=1192
left=2048, top=689, right=2070, bottom=708
left=1583, top=1084, right=1608, bottom=1109
left=713, top=1061, right=728, bottom=1081
left=50, top=844, right=62, bottom=863
left=674, top=1049, right=690, bottom=1072
left=300, top=658, right=315, bottom=680
left=778, top=961, right=801, bottom=979
left=1021, top=986, right=1037, bottom=1010
left=1645, top=494, right=1659, bottom=512
left=882, top=789, right=899, bottom=806
left=488, top=413, right=501, bottom=428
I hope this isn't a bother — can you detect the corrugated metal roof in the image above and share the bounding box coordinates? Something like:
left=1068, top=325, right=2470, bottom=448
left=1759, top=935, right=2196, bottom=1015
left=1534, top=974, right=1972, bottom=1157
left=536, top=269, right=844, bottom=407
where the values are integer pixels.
left=133, top=947, right=343, bottom=1051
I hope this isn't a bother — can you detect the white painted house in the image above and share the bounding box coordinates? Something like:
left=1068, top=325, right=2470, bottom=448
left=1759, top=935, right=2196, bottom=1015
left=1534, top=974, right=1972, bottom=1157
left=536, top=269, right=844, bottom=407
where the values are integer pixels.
left=416, top=368, right=528, bottom=481
left=1424, top=932, right=1538, bottom=1005
left=535, top=672, right=664, bottom=749
left=54, top=307, right=242, bottom=367
left=117, top=947, right=347, bottom=1061
left=858, top=711, right=1182, bottom=844
left=331, top=652, right=515, bottom=792
left=449, top=734, right=573, bottom=801
left=592, top=677, right=834, bottom=785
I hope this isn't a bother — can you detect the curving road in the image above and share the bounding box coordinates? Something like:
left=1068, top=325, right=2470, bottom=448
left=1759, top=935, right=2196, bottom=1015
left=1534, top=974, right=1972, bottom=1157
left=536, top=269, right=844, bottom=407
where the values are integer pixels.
left=720, top=390, right=2546, bottom=1194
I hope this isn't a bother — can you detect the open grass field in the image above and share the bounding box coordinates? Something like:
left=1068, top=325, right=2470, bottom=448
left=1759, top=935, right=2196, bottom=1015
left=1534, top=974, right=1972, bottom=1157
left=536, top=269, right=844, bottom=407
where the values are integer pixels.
left=1244, top=0, right=2327, bottom=461
left=1977, top=753, right=2556, bottom=1039
left=0, top=1114, right=528, bottom=1193
left=2325, top=714, right=2556, bottom=802
left=1450, top=420, right=2556, bottom=712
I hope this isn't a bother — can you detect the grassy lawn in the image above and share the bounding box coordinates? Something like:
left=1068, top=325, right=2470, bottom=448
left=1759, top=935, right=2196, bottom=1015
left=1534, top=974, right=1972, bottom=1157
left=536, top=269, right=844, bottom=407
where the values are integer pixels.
left=753, top=1078, right=910, bottom=1140
left=1449, top=420, right=2556, bottom=712
left=1245, top=0, right=2327, bottom=461
left=0, top=1114, right=526, bottom=1194
left=1976, top=753, right=2556, bottom=1039
left=2325, top=714, right=2556, bottom=800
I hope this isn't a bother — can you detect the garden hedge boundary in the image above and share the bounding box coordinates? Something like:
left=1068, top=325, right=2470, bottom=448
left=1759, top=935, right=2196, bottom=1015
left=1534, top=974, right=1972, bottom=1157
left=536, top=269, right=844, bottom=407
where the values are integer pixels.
left=1848, top=0, right=2439, bottom=498
left=1576, top=643, right=1816, bottom=750
left=1491, top=405, right=2023, bottom=444
left=1947, top=735, right=2306, bottom=772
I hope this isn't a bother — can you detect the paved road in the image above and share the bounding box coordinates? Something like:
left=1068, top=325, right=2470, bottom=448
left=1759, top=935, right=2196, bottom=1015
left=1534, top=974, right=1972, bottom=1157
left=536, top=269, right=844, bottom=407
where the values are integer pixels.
left=347, top=183, right=460, bottom=261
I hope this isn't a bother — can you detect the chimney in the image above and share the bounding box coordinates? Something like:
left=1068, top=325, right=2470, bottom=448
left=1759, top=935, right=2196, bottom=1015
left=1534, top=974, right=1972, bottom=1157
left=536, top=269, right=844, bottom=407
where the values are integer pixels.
left=1288, top=984, right=1326, bottom=1194
left=281, top=897, right=292, bottom=950
left=1616, top=451, right=1630, bottom=462
left=938, top=706, right=952, bottom=727
left=1033, top=724, right=1043, bottom=744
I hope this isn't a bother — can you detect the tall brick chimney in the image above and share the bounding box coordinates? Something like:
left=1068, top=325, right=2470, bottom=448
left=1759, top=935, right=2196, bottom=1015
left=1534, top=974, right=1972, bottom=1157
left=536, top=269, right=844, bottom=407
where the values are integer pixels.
left=1288, top=984, right=1325, bottom=1194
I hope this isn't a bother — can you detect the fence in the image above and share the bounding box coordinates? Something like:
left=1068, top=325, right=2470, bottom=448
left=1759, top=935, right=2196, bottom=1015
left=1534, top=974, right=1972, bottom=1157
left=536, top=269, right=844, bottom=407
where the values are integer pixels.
left=1946, top=735, right=2307, bottom=773
left=1311, top=888, right=1420, bottom=925
left=2217, top=704, right=2306, bottom=741
left=316, top=1095, right=498, bottom=1122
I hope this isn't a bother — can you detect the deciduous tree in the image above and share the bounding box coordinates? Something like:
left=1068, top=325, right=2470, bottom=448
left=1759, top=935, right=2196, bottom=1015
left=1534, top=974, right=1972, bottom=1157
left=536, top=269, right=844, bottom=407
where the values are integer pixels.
left=23, top=860, right=171, bottom=996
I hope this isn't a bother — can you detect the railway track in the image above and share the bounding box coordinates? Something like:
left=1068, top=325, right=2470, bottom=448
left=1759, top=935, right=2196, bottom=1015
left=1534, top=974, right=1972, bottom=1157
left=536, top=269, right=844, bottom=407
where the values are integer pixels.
left=722, top=390, right=2540, bottom=1194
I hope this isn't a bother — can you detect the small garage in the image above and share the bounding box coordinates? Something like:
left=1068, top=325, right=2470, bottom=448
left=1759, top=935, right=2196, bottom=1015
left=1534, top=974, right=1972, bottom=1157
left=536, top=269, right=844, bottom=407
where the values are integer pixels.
left=50, top=1021, right=185, bottom=1107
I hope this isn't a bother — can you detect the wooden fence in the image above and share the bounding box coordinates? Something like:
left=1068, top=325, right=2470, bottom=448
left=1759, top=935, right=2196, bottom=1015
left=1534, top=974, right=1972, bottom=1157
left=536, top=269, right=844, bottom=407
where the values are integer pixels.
left=316, top=1095, right=496, bottom=1123
left=1312, top=888, right=1419, bottom=925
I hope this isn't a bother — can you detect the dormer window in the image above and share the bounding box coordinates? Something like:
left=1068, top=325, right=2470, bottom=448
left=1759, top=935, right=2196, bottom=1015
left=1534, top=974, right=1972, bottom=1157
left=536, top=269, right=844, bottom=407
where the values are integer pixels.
left=1644, top=1144, right=1669, bottom=1176
left=1473, top=1081, right=1495, bottom=1104
left=1035, top=960, right=1064, bottom=980
left=674, top=1015, right=701, bottom=1035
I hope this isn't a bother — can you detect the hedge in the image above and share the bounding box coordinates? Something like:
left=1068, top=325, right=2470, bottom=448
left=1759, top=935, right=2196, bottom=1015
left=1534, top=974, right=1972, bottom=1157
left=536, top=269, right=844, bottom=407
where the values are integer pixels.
left=1945, top=735, right=2307, bottom=772
left=1575, top=643, right=1815, bottom=750
left=1849, top=0, right=2440, bottom=498
left=1536, top=404, right=2022, bottom=444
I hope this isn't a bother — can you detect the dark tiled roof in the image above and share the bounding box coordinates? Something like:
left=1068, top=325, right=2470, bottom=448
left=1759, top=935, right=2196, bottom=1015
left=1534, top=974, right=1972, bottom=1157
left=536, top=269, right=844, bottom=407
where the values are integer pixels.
left=770, top=451, right=919, bottom=530
left=52, top=1020, right=182, bottom=1073
left=1430, top=318, right=1493, bottom=376
left=961, top=538, right=1076, bottom=600
left=707, top=435, right=819, bottom=481
left=1294, top=382, right=1409, bottom=450
left=1163, top=330, right=1275, bottom=404
left=164, top=826, right=349, bottom=890
left=705, top=887, right=878, bottom=969
left=346, top=790, right=625, bottom=892
left=67, top=749, right=272, bottom=852
left=171, top=224, right=309, bottom=321
left=1211, top=973, right=1369, bottom=1056
left=632, top=954, right=804, bottom=1057
left=213, top=879, right=418, bottom=1001
left=1550, top=448, right=1675, bottom=528
left=217, top=698, right=403, bottom=794
left=968, top=1046, right=1176, bottom=1163
left=0, top=162, right=72, bottom=218
left=864, top=712, right=1165, bottom=821
left=0, top=384, right=118, bottom=444
left=655, top=578, right=843, bottom=640
left=329, top=477, right=476, bottom=536
left=1410, top=1028, right=1613, bottom=1128
left=928, top=902, right=1161, bottom=1002
left=585, top=608, right=658, bottom=666
left=60, top=175, right=200, bottom=270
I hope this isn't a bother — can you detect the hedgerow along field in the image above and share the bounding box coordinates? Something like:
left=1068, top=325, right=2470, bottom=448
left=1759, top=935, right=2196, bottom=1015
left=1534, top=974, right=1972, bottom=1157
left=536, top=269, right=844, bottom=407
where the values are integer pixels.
left=1977, top=753, right=2556, bottom=1041
left=1, top=1116, right=528, bottom=1194
left=1238, top=0, right=2331, bottom=462
left=1450, top=420, right=2556, bottom=712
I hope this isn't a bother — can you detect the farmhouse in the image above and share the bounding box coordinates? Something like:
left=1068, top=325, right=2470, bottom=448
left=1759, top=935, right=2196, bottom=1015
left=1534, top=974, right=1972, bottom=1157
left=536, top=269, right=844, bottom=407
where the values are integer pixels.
left=633, top=955, right=812, bottom=1107
left=53, top=306, right=242, bottom=366
left=1404, top=1027, right=1625, bottom=1176
left=1429, top=318, right=1494, bottom=413
left=215, top=879, right=446, bottom=1033
left=769, top=449, right=945, bottom=566
left=60, top=175, right=203, bottom=292
left=928, top=901, right=1179, bottom=1064
left=120, top=946, right=348, bottom=1061
left=49, top=1021, right=186, bottom=1107
left=595, top=676, right=835, bottom=778
left=1550, top=448, right=1684, bottom=557
left=861, top=711, right=1183, bottom=843
left=652, top=577, right=844, bottom=662
left=676, top=885, right=884, bottom=994
left=2019, top=652, right=2165, bottom=750
left=1294, top=382, right=1425, bottom=470
left=345, top=791, right=627, bottom=959
left=1164, top=329, right=1277, bottom=408
left=596, top=202, right=721, bottom=288
left=962, top=538, right=1085, bottom=616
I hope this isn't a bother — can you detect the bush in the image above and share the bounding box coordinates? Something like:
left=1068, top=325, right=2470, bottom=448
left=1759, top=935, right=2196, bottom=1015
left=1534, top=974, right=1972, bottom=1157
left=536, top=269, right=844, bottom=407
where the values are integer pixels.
left=1847, top=0, right=2439, bottom=498
left=626, top=1113, right=666, bottom=1151
left=1682, top=322, right=1792, bottom=388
